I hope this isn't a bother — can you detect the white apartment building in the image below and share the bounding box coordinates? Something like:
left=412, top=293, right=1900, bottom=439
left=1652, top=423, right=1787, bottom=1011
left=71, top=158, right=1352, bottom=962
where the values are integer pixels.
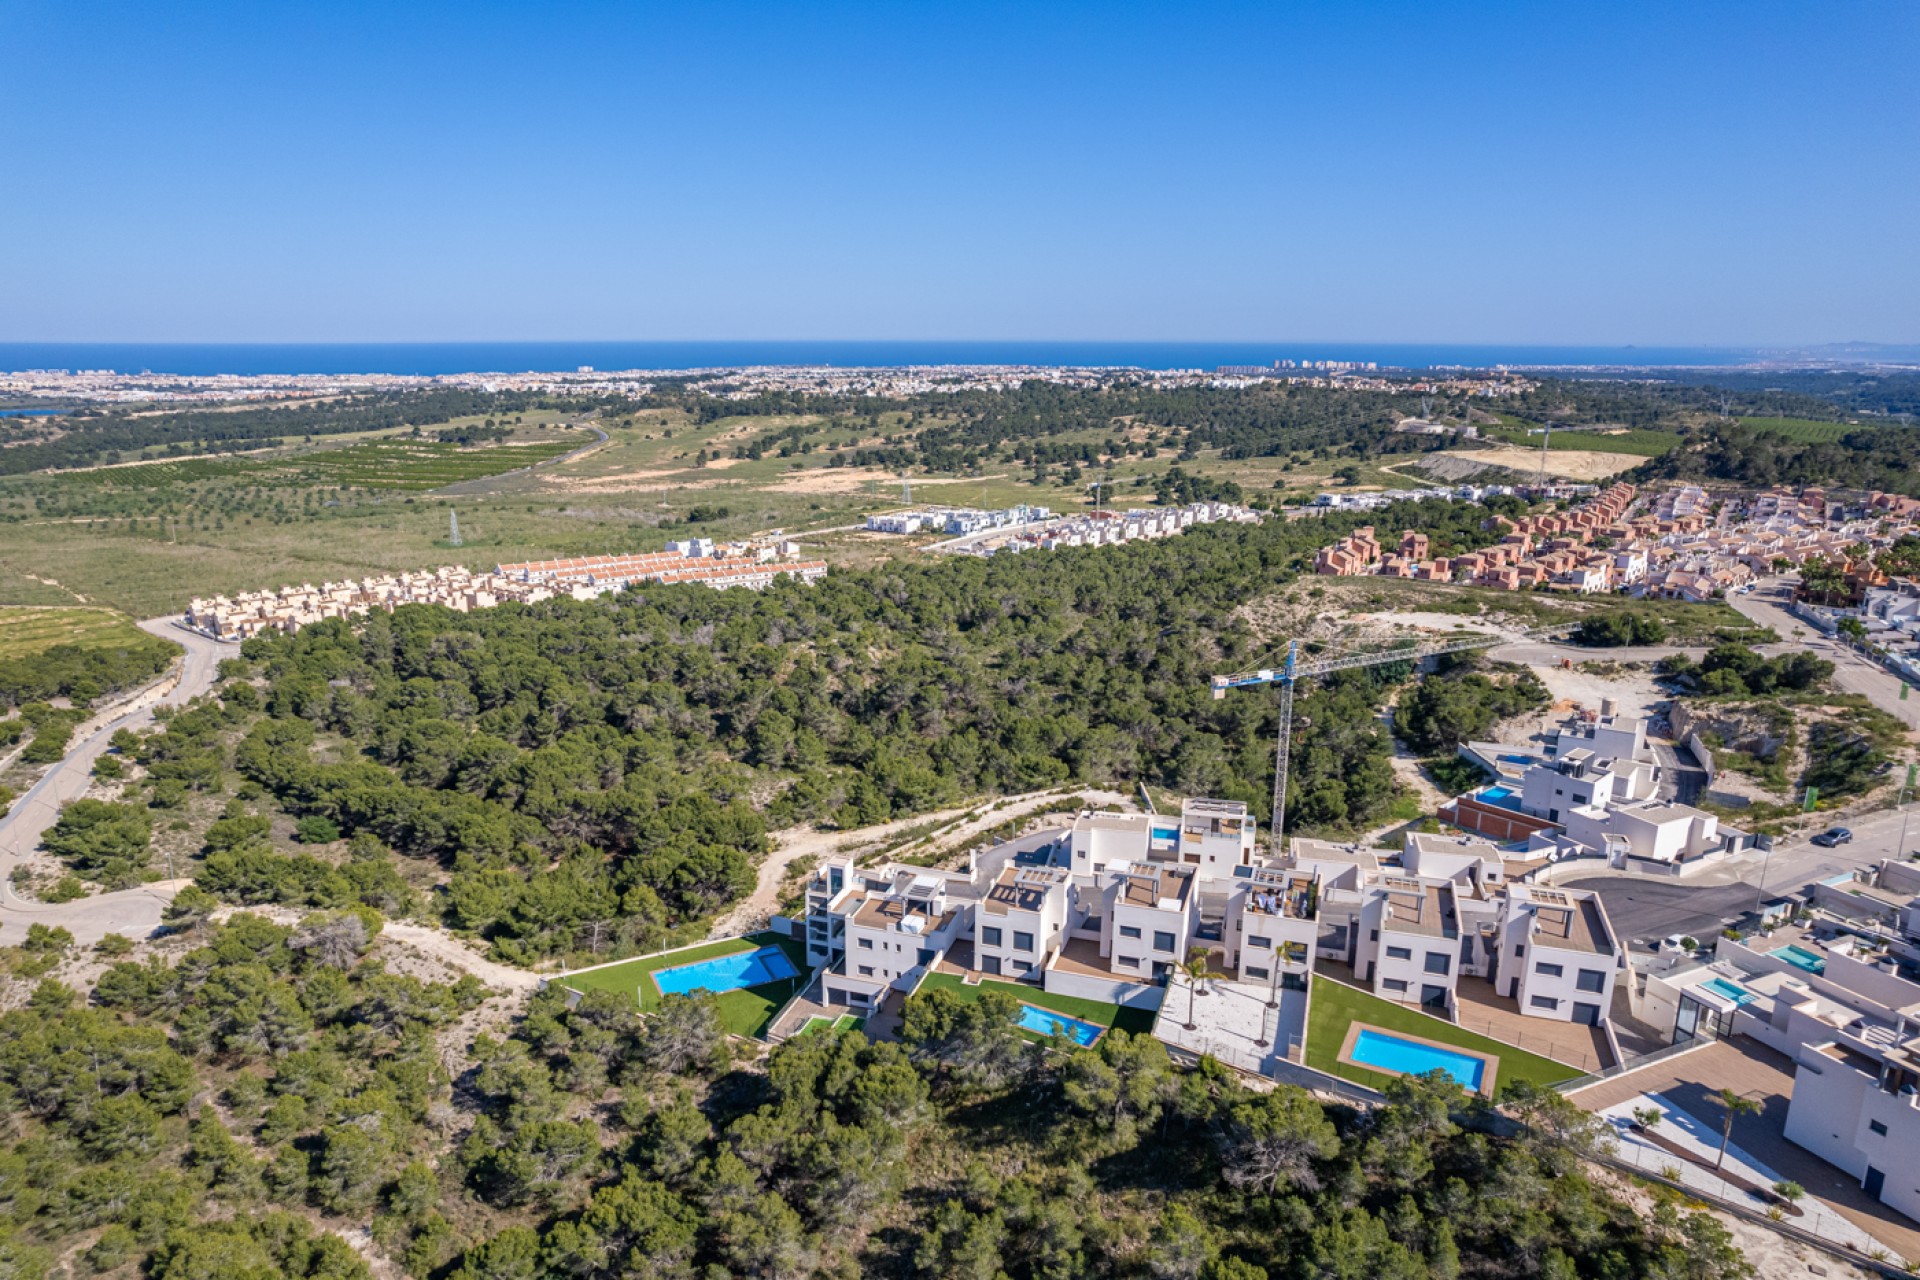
left=1351, top=876, right=1463, bottom=1011
left=1223, top=866, right=1320, bottom=987
left=1097, top=863, right=1198, bottom=981
left=1491, top=884, right=1620, bottom=1026
left=806, top=861, right=972, bottom=1014
left=1065, top=799, right=1256, bottom=885
left=1519, top=748, right=1659, bottom=823
left=972, top=865, right=1072, bottom=979
left=1550, top=797, right=1750, bottom=870
left=1287, top=836, right=1625, bottom=1027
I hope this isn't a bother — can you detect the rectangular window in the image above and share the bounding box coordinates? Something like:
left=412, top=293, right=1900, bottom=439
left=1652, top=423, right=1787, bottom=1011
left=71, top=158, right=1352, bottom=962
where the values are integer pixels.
left=1530, top=995, right=1559, bottom=1010
left=1247, top=934, right=1272, bottom=950
left=1119, top=925, right=1142, bottom=939
left=857, top=965, right=874, bottom=976
left=1117, top=955, right=1140, bottom=969
left=1014, top=931, right=1035, bottom=953
left=1153, top=931, right=1176, bottom=953
left=1869, top=1120, right=1889, bottom=1137
left=1575, top=969, right=1606, bottom=993
left=1514, top=945, right=1526, bottom=957
left=857, top=938, right=873, bottom=950
left=1383, top=978, right=1409, bottom=993
left=1012, top=960, right=1032, bottom=973
left=1386, top=945, right=1413, bottom=961
left=981, top=927, right=1002, bottom=947
left=1535, top=962, right=1564, bottom=978
left=1424, top=952, right=1451, bottom=975
left=1245, top=965, right=1270, bottom=980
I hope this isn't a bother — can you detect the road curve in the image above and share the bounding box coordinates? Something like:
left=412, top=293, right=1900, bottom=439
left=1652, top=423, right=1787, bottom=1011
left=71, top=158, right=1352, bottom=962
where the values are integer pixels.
left=0, top=618, right=237, bottom=942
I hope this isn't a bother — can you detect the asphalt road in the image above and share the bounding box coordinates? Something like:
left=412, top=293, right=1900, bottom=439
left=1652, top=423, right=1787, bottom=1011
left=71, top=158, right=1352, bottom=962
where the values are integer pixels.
left=0, top=617, right=236, bottom=942
left=1729, top=578, right=1920, bottom=731
left=1561, top=875, right=1759, bottom=947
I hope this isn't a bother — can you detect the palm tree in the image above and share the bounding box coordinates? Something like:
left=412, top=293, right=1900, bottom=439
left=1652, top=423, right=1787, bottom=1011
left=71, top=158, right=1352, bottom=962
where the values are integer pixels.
left=1181, top=947, right=1210, bottom=1031
left=1715, top=1088, right=1762, bottom=1169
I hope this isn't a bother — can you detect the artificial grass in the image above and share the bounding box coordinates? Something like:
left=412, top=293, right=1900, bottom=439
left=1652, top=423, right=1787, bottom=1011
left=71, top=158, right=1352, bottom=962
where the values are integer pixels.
left=1304, top=974, right=1581, bottom=1094
left=795, top=1014, right=868, bottom=1038
left=558, top=931, right=809, bottom=1038
left=917, top=972, right=1159, bottom=1039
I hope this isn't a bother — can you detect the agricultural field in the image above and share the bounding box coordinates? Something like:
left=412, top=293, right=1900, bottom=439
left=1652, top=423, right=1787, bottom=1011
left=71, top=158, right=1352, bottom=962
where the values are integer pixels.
left=1480, top=419, right=1683, bottom=456
left=1736, top=416, right=1856, bottom=443
left=0, top=605, right=159, bottom=660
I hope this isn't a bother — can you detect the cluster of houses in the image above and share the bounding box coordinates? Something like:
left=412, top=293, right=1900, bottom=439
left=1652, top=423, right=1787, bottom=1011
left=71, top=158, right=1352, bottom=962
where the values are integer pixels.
left=185, top=542, right=825, bottom=640
left=1314, top=483, right=1638, bottom=591
left=864, top=505, right=1053, bottom=536
left=796, top=797, right=1630, bottom=1062
left=1305, top=480, right=1593, bottom=513
left=1644, top=857, right=1920, bottom=1222
left=496, top=541, right=825, bottom=593
left=1309, top=481, right=1920, bottom=604
left=1441, top=705, right=1754, bottom=875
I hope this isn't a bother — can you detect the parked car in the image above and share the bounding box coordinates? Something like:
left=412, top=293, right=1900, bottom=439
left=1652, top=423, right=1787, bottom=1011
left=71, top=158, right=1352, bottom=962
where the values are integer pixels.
left=1810, top=827, right=1853, bottom=847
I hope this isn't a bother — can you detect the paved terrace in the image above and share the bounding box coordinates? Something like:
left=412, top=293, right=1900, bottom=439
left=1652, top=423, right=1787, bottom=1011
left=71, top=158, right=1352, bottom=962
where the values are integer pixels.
left=1452, top=981, right=1614, bottom=1073
left=1569, top=1037, right=1920, bottom=1261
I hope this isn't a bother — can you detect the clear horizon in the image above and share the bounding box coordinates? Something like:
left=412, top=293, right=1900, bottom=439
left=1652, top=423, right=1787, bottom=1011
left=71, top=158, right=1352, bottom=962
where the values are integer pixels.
left=5, top=1, right=1917, bottom=345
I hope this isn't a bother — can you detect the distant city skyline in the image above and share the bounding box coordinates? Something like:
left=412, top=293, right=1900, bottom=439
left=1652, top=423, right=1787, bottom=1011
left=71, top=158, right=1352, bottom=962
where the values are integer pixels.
left=5, top=0, right=1916, bottom=345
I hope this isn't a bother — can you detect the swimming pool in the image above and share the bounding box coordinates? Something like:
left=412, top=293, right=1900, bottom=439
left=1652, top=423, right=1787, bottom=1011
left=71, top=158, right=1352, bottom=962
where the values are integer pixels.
left=1015, top=1003, right=1103, bottom=1046
left=1702, top=977, right=1757, bottom=1006
left=1477, top=785, right=1524, bottom=811
left=1771, top=944, right=1826, bottom=975
left=653, top=945, right=800, bottom=996
left=1347, top=1028, right=1488, bottom=1091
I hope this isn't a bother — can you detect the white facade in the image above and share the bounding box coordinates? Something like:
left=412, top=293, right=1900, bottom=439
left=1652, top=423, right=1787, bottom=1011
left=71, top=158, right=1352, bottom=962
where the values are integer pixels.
left=1492, top=884, right=1619, bottom=1025
left=973, top=865, right=1071, bottom=979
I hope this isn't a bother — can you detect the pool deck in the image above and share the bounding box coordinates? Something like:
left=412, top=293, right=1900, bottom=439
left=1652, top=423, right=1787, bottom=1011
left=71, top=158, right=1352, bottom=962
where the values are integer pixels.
left=1568, top=1036, right=1920, bottom=1262
left=1452, top=980, right=1614, bottom=1074
left=1338, top=1020, right=1499, bottom=1097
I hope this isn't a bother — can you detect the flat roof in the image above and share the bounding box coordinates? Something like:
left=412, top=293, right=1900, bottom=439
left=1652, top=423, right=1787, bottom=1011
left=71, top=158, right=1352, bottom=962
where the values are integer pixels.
left=1377, top=876, right=1456, bottom=939
left=1120, top=867, right=1192, bottom=909
left=984, top=864, right=1068, bottom=914
left=1512, top=885, right=1612, bottom=954
left=851, top=893, right=956, bottom=934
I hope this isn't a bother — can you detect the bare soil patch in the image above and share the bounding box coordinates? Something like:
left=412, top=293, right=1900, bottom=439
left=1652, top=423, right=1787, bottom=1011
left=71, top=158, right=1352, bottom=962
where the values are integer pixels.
left=1442, top=445, right=1642, bottom=481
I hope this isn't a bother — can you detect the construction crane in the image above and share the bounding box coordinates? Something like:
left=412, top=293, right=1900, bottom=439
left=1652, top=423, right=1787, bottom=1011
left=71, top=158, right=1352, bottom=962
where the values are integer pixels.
left=1211, top=623, right=1574, bottom=841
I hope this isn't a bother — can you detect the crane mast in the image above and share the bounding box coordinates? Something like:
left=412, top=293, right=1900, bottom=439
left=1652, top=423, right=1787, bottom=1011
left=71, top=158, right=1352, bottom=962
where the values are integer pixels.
left=1214, top=624, right=1572, bottom=841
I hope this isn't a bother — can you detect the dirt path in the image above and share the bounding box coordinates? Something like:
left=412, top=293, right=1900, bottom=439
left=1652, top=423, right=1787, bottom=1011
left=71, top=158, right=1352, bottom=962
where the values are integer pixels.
left=710, top=787, right=1132, bottom=937
left=379, top=920, right=544, bottom=991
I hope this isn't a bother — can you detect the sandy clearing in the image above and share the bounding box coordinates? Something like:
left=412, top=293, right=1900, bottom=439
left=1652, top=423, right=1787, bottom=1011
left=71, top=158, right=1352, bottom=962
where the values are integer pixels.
left=763, top=468, right=1009, bottom=496
left=710, top=786, right=1131, bottom=938
left=1441, top=445, right=1643, bottom=481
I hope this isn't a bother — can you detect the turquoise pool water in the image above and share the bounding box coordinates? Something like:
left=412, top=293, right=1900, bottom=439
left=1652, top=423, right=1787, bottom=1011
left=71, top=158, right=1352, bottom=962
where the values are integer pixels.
left=1478, top=785, right=1524, bottom=811
left=1772, top=945, right=1826, bottom=975
left=1702, top=977, right=1757, bottom=1005
left=1348, top=1028, right=1487, bottom=1090
left=1015, top=1003, right=1103, bottom=1046
left=653, top=945, right=799, bottom=996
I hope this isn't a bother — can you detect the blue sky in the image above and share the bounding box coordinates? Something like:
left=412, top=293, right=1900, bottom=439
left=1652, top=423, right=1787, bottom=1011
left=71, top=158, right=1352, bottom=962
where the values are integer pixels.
left=3, top=0, right=1915, bottom=344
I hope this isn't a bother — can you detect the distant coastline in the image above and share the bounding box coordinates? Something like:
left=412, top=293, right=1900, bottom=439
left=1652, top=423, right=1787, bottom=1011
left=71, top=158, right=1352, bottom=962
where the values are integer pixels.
left=0, top=340, right=1847, bottom=378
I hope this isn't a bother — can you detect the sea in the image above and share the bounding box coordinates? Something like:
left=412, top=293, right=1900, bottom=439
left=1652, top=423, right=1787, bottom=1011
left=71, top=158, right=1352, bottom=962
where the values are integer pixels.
left=0, top=341, right=1765, bottom=377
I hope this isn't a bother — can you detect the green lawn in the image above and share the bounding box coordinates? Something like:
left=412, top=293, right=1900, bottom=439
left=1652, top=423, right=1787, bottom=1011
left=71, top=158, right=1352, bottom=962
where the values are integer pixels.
left=1481, top=423, right=1683, bottom=457
left=917, top=972, right=1159, bottom=1039
left=795, top=1013, right=867, bottom=1038
left=558, top=931, right=809, bottom=1038
left=1304, top=974, right=1580, bottom=1094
